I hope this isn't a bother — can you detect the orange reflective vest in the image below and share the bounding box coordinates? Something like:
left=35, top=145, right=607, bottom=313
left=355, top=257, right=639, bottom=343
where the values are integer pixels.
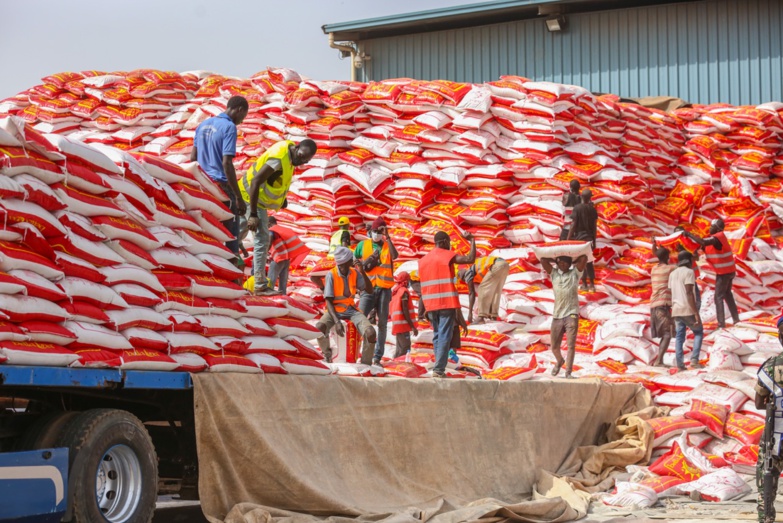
left=418, top=247, right=460, bottom=312
left=472, top=256, right=497, bottom=284
left=329, top=267, right=358, bottom=314
left=704, top=231, right=735, bottom=275
left=390, top=287, right=415, bottom=335
left=359, top=239, right=394, bottom=289
left=269, top=225, right=310, bottom=267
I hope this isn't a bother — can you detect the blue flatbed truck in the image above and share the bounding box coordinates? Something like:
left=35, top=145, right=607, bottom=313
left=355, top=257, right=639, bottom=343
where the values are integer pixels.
left=0, top=365, right=197, bottom=523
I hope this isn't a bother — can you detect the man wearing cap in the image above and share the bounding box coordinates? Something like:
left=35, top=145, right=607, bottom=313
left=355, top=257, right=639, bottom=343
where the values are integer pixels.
left=568, top=188, right=598, bottom=291
left=418, top=230, right=475, bottom=378
left=669, top=250, right=703, bottom=371
left=540, top=254, right=589, bottom=378
left=315, top=246, right=376, bottom=364
left=354, top=217, right=398, bottom=366
left=239, top=139, right=317, bottom=295
left=458, top=256, right=510, bottom=324
left=329, top=217, right=352, bottom=258
left=390, top=271, right=418, bottom=358
left=683, top=218, right=740, bottom=329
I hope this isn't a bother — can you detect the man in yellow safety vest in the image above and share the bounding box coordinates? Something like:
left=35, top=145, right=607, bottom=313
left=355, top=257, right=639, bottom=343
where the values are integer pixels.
left=239, top=139, right=316, bottom=295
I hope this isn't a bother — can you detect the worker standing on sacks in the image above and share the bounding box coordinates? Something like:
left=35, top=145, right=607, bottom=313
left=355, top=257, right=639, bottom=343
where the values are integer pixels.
left=315, top=246, right=376, bottom=364
left=266, top=216, right=309, bottom=295
left=682, top=218, right=740, bottom=329
left=539, top=254, right=589, bottom=378
left=354, top=217, right=398, bottom=367
left=239, top=139, right=316, bottom=295
left=329, top=217, right=352, bottom=257
left=311, top=217, right=352, bottom=292
left=191, top=96, right=249, bottom=257
left=418, top=230, right=475, bottom=378
left=560, top=179, right=581, bottom=240
left=458, top=256, right=509, bottom=324
left=567, top=189, right=598, bottom=291
left=390, top=271, right=418, bottom=358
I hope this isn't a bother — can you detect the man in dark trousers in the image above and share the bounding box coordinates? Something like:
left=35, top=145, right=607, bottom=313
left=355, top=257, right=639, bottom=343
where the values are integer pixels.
left=418, top=230, right=474, bottom=378
left=567, top=188, right=598, bottom=291
left=561, top=179, right=581, bottom=240
left=354, top=217, right=398, bottom=366
left=683, top=218, right=740, bottom=329
left=191, top=96, right=248, bottom=256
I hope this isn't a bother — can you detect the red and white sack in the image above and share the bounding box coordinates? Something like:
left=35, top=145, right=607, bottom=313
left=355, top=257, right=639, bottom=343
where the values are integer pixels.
left=532, top=241, right=594, bottom=262
left=0, top=340, right=78, bottom=366
left=676, top=468, right=751, bottom=502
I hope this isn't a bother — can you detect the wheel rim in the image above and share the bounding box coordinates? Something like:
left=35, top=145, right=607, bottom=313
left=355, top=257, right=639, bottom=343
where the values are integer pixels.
left=95, top=444, right=143, bottom=523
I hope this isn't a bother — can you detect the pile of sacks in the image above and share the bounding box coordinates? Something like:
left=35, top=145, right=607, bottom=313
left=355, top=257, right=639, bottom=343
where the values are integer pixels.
left=0, top=114, right=342, bottom=376
left=3, top=68, right=783, bottom=504
left=1, top=69, right=782, bottom=381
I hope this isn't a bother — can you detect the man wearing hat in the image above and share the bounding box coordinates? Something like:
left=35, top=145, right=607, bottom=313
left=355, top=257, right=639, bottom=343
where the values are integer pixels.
left=418, top=230, right=475, bottom=378
left=539, top=254, right=589, bottom=378
left=683, top=218, right=740, bottom=329
left=315, top=246, right=376, bottom=364
left=354, top=217, right=398, bottom=366
left=668, top=250, right=703, bottom=371
left=390, top=271, right=418, bottom=358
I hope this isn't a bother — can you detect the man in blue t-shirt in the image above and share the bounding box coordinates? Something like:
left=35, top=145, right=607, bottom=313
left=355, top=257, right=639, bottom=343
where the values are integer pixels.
left=191, top=96, right=249, bottom=256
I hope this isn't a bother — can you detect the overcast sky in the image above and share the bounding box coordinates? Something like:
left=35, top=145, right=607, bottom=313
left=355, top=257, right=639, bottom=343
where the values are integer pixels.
left=0, top=0, right=479, bottom=98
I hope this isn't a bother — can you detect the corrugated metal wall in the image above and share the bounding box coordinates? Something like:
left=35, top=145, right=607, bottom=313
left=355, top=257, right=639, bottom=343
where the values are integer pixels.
left=358, top=0, right=783, bottom=105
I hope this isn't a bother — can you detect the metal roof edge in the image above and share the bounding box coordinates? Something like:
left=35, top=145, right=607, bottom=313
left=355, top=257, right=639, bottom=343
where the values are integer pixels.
left=321, top=0, right=559, bottom=35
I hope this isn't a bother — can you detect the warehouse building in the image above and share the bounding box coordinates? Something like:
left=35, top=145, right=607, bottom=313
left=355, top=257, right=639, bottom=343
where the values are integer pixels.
left=323, top=0, right=783, bottom=106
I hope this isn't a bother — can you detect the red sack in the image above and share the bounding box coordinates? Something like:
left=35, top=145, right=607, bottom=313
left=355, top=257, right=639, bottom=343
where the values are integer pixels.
left=648, top=441, right=704, bottom=481
left=684, top=399, right=729, bottom=438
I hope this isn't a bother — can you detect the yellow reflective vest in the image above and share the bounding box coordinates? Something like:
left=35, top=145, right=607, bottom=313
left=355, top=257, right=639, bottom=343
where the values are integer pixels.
left=240, top=140, right=295, bottom=209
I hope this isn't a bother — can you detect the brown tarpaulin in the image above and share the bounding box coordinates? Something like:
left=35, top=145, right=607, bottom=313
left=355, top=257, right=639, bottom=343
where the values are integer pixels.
left=194, top=375, right=651, bottom=523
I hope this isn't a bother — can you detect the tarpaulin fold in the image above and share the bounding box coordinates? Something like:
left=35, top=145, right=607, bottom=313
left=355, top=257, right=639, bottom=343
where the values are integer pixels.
left=193, top=375, right=650, bottom=523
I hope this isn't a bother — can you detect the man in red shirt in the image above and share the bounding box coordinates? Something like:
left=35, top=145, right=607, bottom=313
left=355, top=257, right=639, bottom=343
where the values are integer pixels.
left=683, top=218, right=740, bottom=329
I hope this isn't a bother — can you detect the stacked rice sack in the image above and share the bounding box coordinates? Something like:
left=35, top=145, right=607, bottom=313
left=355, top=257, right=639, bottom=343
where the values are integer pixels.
left=4, top=70, right=783, bottom=500
left=2, top=68, right=783, bottom=384
left=0, top=114, right=335, bottom=376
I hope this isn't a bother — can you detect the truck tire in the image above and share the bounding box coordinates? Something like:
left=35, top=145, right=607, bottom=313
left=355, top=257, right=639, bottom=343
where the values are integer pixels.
left=57, top=409, right=157, bottom=523
left=16, top=411, right=81, bottom=450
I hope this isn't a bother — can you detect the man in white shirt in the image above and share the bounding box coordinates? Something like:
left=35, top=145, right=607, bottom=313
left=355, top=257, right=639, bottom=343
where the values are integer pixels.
left=540, top=254, right=588, bottom=378
left=668, top=250, right=703, bottom=371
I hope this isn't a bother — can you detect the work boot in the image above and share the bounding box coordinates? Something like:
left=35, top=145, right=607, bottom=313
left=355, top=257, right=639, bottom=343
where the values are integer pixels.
left=432, top=371, right=446, bottom=379
left=690, top=360, right=704, bottom=369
